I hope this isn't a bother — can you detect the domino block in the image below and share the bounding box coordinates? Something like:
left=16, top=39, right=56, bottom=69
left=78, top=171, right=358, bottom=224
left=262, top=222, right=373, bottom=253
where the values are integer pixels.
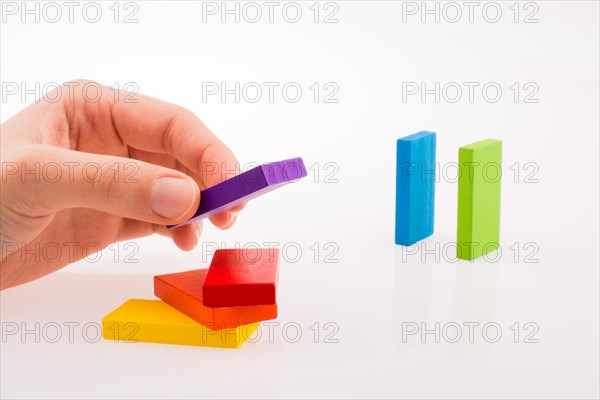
left=395, top=131, right=436, bottom=246
left=169, top=157, right=307, bottom=228
left=456, top=139, right=502, bottom=260
left=102, top=299, right=258, bottom=348
left=154, top=269, right=277, bottom=330
left=203, top=248, right=279, bottom=307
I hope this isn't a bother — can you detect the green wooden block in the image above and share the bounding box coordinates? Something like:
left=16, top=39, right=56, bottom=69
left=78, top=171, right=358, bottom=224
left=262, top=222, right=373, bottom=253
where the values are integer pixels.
left=456, top=139, right=502, bottom=260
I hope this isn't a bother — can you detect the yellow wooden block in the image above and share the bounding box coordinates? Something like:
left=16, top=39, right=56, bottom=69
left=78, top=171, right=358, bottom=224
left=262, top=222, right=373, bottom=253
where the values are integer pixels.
left=102, top=299, right=259, bottom=348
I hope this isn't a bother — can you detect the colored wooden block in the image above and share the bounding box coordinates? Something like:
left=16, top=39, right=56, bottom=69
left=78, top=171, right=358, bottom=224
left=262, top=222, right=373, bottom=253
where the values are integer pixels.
left=102, top=299, right=259, bottom=348
left=395, top=131, right=436, bottom=246
left=154, top=269, right=277, bottom=330
left=203, top=248, right=279, bottom=307
left=456, top=139, right=502, bottom=260
left=169, top=157, right=307, bottom=228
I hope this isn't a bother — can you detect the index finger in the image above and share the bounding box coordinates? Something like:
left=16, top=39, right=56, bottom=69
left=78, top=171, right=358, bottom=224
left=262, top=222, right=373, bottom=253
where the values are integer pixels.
left=109, top=88, right=238, bottom=190
left=107, top=85, right=246, bottom=228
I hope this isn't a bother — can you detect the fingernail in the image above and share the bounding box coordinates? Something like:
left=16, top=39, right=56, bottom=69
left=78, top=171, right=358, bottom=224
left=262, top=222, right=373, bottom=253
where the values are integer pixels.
left=150, top=177, right=196, bottom=220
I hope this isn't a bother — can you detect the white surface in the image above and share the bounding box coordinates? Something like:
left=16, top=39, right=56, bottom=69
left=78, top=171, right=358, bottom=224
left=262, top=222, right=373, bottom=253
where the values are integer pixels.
left=1, top=1, right=599, bottom=399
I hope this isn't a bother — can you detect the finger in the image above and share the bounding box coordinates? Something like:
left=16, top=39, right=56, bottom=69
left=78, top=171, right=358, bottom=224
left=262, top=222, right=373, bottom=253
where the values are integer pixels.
left=209, top=210, right=238, bottom=230
left=124, top=149, right=240, bottom=230
left=151, top=222, right=202, bottom=251
left=109, top=91, right=246, bottom=230
left=5, top=145, right=200, bottom=226
left=116, top=219, right=202, bottom=251
left=230, top=202, right=247, bottom=212
left=98, top=83, right=245, bottom=230
left=128, top=147, right=248, bottom=227
left=109, top=91, right=239, bottom=190
left=169, top=221, right=203, bottom=251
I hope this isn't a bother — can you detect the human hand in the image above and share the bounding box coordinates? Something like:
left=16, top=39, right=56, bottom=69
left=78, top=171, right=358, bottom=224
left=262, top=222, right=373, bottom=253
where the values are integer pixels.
left=1, top=80, right=244, bottom=289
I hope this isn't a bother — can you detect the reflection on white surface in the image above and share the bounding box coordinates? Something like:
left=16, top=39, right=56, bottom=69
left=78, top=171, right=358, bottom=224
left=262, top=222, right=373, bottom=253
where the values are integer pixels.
left=393, top=246, right=433, bottom=349
left=450, top=260, right=498, bottom=364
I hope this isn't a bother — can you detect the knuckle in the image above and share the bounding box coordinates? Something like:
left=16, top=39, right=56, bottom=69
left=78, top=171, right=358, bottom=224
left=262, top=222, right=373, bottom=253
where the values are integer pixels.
left=63, top=78, right=100, bottom=88
left=1, top=145, right=42, bottom=187
left=59, top=79, right=107, bottom=104
left=92, top=161, right=120, bottom=201
left=0, top=145, right=52, bottom=215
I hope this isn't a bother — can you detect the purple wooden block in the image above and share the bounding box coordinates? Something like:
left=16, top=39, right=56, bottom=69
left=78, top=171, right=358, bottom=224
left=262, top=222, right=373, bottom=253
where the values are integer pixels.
left=168, top=157, right=307, bottom=228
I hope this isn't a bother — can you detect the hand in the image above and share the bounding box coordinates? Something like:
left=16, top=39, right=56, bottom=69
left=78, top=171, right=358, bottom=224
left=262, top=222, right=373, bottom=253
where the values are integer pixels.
left=1, top=79, right=244, bottom=289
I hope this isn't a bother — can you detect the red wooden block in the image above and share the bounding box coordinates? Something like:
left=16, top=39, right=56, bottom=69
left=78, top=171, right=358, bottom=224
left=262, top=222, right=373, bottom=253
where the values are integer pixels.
left=154, top=268, right=277, bottom=330
left=202, top=248, right=279, bottom=307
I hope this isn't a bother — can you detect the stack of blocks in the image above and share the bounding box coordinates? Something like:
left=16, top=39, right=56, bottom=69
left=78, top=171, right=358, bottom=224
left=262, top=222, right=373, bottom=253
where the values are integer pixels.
left=102, top=157, right=307, bottom=348
left=395, top=132, right=502, bottom=260
left=102, top=248, right=279, bottom=348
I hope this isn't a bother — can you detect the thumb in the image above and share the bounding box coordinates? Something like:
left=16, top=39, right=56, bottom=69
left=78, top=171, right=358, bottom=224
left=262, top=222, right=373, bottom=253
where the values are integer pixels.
left=4, top=145, right=199, bottom=225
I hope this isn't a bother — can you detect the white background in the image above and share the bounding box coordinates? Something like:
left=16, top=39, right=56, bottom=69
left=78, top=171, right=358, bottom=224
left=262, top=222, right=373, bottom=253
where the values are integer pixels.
left=1, top=1, right=599, bottom=398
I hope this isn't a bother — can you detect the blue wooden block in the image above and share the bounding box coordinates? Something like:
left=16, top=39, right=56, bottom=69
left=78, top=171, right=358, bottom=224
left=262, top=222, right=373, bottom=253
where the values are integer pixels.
left=395, top=131, right=436, bottom=246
